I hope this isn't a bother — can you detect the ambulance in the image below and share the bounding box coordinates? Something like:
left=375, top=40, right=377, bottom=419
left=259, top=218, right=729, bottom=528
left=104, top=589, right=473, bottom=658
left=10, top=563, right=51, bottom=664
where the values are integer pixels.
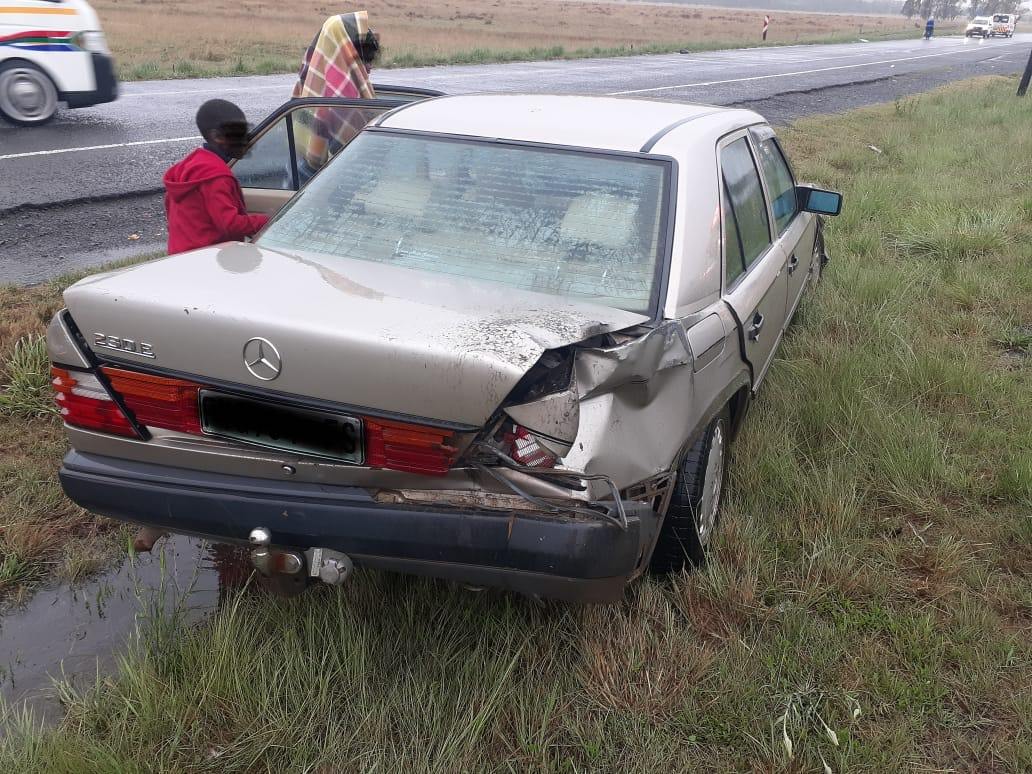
left=990, top=13, right=1017, bottom=38
left=0, top=0, right=116, bottom=125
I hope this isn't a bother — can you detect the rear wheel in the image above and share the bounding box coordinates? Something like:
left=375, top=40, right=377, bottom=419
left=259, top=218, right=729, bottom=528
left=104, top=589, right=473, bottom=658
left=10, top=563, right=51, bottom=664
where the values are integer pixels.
left=649, top=411, right=729, bottom=574
left=0, top=62, right=59, bottom=126
left=812, top=222, right=829, bottom=284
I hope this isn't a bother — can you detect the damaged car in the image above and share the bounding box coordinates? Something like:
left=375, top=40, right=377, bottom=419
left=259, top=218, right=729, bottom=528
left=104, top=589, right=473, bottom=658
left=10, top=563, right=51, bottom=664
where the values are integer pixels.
left=49, top=93, right=841, bottom=602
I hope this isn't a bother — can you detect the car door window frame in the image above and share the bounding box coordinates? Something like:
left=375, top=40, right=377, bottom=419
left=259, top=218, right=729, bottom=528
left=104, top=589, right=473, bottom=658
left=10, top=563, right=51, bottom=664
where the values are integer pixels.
left=231, top=97, right=410, bottom=193
left=717, top=128, right=775, bottom=295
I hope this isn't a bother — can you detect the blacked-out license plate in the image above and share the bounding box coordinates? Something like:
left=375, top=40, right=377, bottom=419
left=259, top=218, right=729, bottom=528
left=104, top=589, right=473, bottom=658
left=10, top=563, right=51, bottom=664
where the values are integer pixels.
left=199, top=391, right=364, bottom=463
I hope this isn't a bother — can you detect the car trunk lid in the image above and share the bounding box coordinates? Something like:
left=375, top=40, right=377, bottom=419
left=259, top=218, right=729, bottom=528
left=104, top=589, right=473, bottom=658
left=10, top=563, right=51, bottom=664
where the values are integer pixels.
left=62, top=243, right=650, bottom=427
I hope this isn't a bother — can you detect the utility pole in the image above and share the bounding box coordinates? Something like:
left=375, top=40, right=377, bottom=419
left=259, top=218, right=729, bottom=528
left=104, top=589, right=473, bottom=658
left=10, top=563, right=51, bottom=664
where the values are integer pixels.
left=1019, top=47, right=1032, bottom=97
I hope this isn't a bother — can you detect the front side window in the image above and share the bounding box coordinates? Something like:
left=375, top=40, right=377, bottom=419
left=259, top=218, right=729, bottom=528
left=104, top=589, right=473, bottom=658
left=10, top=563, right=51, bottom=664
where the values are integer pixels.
left=259, top=132, right=671, bottom=314
left=753, top=134, right=798, bottom=234
left=719, top=137, right=771, bottom=267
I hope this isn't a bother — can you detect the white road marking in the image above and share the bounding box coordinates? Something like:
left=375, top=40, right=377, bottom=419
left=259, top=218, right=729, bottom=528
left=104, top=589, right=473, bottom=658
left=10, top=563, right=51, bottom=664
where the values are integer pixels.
left=608, top=42, right=1022, bottom=95
left=0, top=135, right=200, bottom=161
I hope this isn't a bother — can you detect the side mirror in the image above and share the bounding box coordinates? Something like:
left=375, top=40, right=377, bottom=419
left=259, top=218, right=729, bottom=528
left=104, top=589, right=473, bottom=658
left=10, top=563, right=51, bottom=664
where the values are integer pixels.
left=797, top=186, right=843, bottom=216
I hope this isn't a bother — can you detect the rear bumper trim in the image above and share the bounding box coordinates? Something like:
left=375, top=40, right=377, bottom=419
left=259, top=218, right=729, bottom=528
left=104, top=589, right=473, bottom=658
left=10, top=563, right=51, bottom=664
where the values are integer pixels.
left=59, top=451, right=659, bottom=602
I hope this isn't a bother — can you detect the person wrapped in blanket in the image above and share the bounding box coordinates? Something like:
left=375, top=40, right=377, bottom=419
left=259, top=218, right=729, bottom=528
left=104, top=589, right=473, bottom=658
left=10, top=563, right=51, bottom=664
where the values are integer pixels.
left=292, top=11, right=381, bottom=185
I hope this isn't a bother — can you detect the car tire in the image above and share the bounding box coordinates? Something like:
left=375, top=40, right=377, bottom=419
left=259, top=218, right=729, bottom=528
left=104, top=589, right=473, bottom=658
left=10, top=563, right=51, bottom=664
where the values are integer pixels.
left=812, top=221, right=829, bottom=284
left=0, top=61, right=59, bottom=126
left=649, top=410, right=729, bottom=574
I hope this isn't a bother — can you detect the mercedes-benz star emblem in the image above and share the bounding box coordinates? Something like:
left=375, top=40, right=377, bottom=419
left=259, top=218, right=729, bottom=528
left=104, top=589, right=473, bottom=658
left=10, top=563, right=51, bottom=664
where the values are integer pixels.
left=242, top=337, right=282, bottom=381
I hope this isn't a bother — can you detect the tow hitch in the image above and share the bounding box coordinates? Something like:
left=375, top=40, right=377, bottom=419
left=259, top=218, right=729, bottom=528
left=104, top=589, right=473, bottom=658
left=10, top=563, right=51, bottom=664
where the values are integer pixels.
left=248, top=527, right=354, bottom=587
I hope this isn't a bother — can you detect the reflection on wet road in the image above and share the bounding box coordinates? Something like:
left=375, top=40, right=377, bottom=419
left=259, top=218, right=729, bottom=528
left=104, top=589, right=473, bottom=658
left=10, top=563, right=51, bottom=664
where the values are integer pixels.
left=0, top=536, right=251, bottom=726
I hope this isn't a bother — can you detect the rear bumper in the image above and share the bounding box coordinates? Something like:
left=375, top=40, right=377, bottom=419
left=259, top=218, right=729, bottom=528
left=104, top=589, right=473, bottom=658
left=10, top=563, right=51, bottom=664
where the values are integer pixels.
left=59, top=451, right=660, bottom=603
left=62, top=54, right=118, bottom=108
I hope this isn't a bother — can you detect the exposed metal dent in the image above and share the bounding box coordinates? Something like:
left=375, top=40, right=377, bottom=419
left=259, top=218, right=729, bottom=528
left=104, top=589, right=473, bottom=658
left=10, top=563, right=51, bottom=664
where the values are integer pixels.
left=474, top=445, right=628, bottom=530
left=563, top=319, right=702, bottom=492
left=504, top=388, right=580, bottom=456
left=373, top=488, right=545, bottom=512
left=575, top=320, right=692, bottom=399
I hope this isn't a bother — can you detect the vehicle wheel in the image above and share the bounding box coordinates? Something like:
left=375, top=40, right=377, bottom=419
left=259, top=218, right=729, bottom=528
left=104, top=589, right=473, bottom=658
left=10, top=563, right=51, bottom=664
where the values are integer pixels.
left=812, top=223, right=828, bottom=284
left=0, top=62, right=59, bottom=126
left=649, top=411, right=729, bottom=574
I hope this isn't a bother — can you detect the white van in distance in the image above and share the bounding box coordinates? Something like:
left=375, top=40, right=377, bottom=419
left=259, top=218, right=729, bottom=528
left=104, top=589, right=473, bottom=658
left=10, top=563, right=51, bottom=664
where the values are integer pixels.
left=990, top=13, right=1017, bottom=38
left=0, top=0, right=117, bottom=125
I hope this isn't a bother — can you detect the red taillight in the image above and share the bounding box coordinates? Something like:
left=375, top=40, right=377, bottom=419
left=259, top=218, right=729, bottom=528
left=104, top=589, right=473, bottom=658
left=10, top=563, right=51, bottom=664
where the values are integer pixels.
left=101, top=367, right=203, bottom=434
left=507, top=425, right=558, bottom=468
left=51, top=366, right=137, bottom=437
left=55, top=364, right=460, bottom=474
left=365, top=418, right=459, bottom=476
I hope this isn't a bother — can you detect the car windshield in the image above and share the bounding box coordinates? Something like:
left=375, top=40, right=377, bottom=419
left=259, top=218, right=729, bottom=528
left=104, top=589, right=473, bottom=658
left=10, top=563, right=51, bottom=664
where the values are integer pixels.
left=258, top=131, right=670, bottom=314
left=992, top=15, right=1008, bottom=22
left=975, top=17, right=990, bottom=23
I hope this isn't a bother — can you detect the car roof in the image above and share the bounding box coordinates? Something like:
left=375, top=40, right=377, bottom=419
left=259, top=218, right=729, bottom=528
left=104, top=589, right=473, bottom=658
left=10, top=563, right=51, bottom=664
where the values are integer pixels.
left=375, top=94, right=759, bottom=153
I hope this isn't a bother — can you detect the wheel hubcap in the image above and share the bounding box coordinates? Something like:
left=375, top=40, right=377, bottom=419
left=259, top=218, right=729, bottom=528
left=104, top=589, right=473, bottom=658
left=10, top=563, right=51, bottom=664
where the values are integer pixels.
left=696, top=422, right=724, bottom=545
left=0, top=69, right=56, bottom=121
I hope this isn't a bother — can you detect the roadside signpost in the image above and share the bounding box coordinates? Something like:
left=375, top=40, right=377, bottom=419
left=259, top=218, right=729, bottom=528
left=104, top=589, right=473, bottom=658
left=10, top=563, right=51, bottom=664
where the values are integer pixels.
left=763, top=15, right=771, bottom=41
left=1019, top=48, right=1032, bottom=97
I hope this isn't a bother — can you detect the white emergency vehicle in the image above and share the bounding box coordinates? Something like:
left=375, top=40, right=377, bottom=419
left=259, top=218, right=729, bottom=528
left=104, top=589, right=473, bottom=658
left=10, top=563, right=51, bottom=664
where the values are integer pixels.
left=0, top=0, right=116, bottom=125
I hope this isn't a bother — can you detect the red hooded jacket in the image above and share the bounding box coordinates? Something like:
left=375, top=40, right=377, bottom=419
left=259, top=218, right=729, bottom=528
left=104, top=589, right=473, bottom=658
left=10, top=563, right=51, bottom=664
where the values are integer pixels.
left=163, top=148, right=269, bottom=255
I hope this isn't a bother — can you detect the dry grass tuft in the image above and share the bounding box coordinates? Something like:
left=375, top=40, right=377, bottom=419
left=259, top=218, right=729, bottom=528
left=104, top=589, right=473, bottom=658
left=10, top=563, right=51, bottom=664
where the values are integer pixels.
left=577, top=585, right=713, bottom=717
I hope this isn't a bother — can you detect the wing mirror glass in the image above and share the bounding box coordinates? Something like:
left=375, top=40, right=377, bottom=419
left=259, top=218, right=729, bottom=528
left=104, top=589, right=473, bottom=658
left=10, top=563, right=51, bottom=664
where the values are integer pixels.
left=797, top=186, right=843, bottom=216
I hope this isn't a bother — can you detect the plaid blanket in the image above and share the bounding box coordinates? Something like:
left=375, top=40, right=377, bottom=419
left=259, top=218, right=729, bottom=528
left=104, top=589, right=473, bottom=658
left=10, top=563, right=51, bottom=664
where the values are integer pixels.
left=292, top=11, right=377, bottom=174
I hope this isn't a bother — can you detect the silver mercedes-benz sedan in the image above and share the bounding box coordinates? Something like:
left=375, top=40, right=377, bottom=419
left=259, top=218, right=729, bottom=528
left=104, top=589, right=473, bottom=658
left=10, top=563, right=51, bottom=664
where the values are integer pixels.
left=48, top=93, right=841, bottom=602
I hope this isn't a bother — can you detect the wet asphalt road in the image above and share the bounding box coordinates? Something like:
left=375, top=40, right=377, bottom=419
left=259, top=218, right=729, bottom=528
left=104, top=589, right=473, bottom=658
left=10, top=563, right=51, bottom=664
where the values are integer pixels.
left=1, top=33, right=1030, bottom=284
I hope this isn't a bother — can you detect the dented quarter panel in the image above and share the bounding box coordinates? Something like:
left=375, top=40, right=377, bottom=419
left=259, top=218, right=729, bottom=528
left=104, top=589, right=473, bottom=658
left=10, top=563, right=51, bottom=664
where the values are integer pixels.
left=504, top=388, right=580, bottom=455
left=561, top=300, right=746, bottom=494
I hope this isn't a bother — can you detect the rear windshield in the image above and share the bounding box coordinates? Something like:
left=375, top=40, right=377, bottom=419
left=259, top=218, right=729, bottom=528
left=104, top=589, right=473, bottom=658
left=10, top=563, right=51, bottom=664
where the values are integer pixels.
left=258, top=132, right=670, bottom=314
left=993, top=15, right=1009, bottom=22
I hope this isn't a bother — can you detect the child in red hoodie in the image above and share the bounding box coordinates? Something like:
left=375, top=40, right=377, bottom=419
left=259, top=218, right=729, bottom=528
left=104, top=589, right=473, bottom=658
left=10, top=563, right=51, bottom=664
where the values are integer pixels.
left=163, top=99, right=269, bottom=255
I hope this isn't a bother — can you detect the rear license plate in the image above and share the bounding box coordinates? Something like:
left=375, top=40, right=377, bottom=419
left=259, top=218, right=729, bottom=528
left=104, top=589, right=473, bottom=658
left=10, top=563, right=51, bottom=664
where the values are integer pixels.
left=199, top=391, right=364, bottom=463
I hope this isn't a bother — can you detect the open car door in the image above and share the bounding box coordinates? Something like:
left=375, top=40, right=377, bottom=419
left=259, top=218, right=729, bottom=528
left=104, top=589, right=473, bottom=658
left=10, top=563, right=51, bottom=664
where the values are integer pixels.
left=231, top=86, right=443, bottom=218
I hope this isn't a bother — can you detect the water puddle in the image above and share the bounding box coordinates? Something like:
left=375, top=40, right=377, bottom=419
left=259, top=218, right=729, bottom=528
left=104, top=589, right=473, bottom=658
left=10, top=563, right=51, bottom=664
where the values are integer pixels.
left=0, top=535, right=251, bottom=727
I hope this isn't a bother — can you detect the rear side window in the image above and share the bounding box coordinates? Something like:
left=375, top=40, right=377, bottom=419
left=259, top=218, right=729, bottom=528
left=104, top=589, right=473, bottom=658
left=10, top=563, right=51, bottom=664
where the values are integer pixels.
left=720, top=138, right=771, bottom=269
left=722, top=187, right=745, bottom=286
left=753, top=134, right=798, bottom=234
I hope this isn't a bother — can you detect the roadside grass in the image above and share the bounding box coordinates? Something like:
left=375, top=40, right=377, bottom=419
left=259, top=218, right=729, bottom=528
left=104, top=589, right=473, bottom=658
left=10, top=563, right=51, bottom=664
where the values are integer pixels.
left=1, top=77, right=1030, bottom=769
left=91, top=0, right=948, bottom=82
left=115, top=28, right=935, bottom=82
left=0, top=264, right=153, bottom=601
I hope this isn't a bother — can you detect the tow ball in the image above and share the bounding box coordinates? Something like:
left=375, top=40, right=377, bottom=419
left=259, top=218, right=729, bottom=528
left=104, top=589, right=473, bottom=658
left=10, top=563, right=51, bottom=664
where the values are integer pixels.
left=248, top=528, right=354, bottom=586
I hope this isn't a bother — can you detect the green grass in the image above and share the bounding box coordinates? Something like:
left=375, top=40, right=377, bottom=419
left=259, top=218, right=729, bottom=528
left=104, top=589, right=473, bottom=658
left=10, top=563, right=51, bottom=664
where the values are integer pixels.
left=115, top=27, right=928, bottom=82
left=1, top=78, right=1031, bottom=770
left=0, top=335, right=52, bottom=419
left=0, top=261, right=156, bottom=601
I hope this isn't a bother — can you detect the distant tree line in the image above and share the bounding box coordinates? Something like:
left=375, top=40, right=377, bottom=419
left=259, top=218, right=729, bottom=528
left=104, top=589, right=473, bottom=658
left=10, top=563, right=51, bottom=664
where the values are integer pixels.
left=900, top=0, right=1022, bottom=18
